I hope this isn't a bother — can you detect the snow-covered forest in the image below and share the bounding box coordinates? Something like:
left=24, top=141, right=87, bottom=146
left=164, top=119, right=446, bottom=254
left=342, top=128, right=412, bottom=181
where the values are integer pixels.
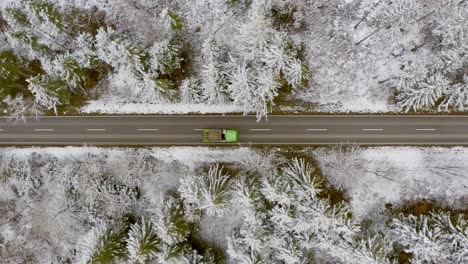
left=0, top=0, right=307, bottom=120
left=1, top=146, right=467, bottom=263
left=0, top=0, right=467, bottom=117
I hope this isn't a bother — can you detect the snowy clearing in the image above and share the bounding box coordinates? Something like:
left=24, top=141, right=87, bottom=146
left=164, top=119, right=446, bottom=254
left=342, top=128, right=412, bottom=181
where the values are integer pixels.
left=313, top=146, right=468, bottom=218
left=297, top=0, right=467, bottom=113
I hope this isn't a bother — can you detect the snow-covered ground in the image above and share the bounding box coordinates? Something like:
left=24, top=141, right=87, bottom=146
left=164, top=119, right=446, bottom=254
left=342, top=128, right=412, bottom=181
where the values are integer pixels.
left=82, top=101, right=243, bottom=114
left=313, top=146, right=468, bottom=218
left=296, top=1, right=441, bottom=113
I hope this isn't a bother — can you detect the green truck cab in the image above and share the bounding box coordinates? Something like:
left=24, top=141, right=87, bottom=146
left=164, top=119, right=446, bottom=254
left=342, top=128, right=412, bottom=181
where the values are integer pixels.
left=203, top=129, right=238, bottom=143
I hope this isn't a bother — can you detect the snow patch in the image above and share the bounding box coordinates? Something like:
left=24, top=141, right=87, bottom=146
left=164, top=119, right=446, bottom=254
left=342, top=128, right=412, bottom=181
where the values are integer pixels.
left=82, top=100, right=243, bottom=114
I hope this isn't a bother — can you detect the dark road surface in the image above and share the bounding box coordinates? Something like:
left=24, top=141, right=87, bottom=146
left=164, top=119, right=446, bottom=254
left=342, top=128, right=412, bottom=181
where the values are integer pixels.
left=0, top=115, right=468, bottom=145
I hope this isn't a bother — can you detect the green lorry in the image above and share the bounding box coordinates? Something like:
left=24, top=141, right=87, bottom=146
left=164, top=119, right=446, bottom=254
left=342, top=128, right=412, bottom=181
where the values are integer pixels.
left=203, top=129, right=238, bottom=143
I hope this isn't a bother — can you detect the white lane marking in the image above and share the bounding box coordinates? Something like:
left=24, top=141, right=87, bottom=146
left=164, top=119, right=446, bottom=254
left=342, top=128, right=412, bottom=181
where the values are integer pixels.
left=416, top=128, right=437, bottom=131
left=138, top=129, right=159, bottom=131
left=87, top=128, right=107, bottom=131
left=193, top=129, right=204, bottom=131
left=307, top=128, right=328, bottom=131
left=34, top=128, right=54, bottom=132
left=0, top=129, right=3, bottom=131
left=362, top=128, right=384, bottom=131
left=250, top=129, right=272, bottom=131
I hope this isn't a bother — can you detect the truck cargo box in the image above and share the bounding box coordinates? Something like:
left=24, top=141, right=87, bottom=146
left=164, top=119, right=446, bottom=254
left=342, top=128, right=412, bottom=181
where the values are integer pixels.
left=203, top=129, right=238, bottom=143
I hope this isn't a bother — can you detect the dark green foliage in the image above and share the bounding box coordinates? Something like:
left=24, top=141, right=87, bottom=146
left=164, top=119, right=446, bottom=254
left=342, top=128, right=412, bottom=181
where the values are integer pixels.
left=89, top=225, right=128, bottom=264
left=157, top=41, right=183, bottom=75
left=167, top=10, right=183, bottom=32
left=63, top=7, right=107, bottom=37
left=57, top=56, right=88, bottom=90
left=5, top=8, right=30, bottom=26
left=28, top=0, right=64, bottom=30
left=29, top=75, right=71, bottom=105
left=271, top=3, right=298, bottom=29
left=10, top=31, right=51, bottom=55
left=154, top=78, right=174, bottom=91
left=0, top=50, right=21, bottom=80
left=0, top=51, right=32, bottom=98
left=129, top=219, right=161, bottom=260
left=168, top=197, right=194, bottom=240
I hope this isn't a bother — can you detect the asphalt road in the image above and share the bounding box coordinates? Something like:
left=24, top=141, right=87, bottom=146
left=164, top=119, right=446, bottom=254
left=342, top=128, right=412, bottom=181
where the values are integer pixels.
left=0, top=115, right=468, bottom=145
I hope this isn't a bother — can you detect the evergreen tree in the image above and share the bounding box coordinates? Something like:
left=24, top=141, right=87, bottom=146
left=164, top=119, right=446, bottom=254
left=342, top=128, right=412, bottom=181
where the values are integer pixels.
left=201, top=38, right=229, bottom=104
left=43, top=54, right=88, bottom=92
left=77, top=223, right=127, bottom=264
left=392, top=211, right=468, bottom=263
left=153, top=196, right=193, bottom=245
left=225, top=0, right=307, bottom=120
left=180, top=77, right=203, bottom=104
left=27, top=74, right=69, bottom=114
left=179, top=164, right=233, bottom=218
left=126, top=218, right=160, bottom=263
left=150, top=39, right=182, bottom=76
left=227, top=158, right=386, bottom=263
left=0, top=50, right=23, bottom=98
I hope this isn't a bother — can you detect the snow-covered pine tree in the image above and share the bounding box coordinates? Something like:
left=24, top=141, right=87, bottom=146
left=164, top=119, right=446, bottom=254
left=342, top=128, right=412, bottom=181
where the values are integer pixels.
left=77, top=223, right=127, bottom=264
left=180, top=77, right=203, bottom=104
left=395, top=1, right=468, bottom=112
left=396, top=60, right=450, bottom=112
left=95, top=27, right=143, bottom=70
left=432, top=212, right=468, bottom=262
left=42, top=54, right=87, bottom=92
left=96, top=27, right=171, bottom=103
left=228, top=158, right=371, bottom=263
left=201, top=38, right=229, bottom=104
left=150, top=39, right=182, bottom=76
left=392, top=213, right=448, bottom=263
left=393, top=211, right=468, bottom=263
left=74, top=32, right=98, bottom=69
left=438, top=76, right=468, bottom=111
left=238, top=147, right=281, bottom=175
left=179, top=164, right=233, bottom=218
left=351, top=235, right=391, bottom=264
left=153, top=195, right=193, bottom=245
left=0, top=50, right=22, bottom=98
left=3, top=95, right=44, bottom=123
left=26, top=74, right=68, bottom=115
left=154, top=243, right=207, bottom=264
left=282, top=157, right=321, bottom=199
left=126, top=218, right=160, bottom=263
left=225, top=0, right=307, bottom=120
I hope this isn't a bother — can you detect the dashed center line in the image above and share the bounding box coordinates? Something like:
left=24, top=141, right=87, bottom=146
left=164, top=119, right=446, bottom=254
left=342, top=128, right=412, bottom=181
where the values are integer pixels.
left=87, top=129, right=107, bottom=131
left=0, top=129, right=3, bottom=131
left=250, top=129, right=272, bottom=131
left=138, top=129, right=159, bottom=131
left=307, top=128, right=328, bottom=131
left=193, top=129, right=204, bottom=131
left=34, top=128, right=54, bottom=132
left=362, top=128, right=384, bottom=131
left=416, top=128, right=437, bottom=131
